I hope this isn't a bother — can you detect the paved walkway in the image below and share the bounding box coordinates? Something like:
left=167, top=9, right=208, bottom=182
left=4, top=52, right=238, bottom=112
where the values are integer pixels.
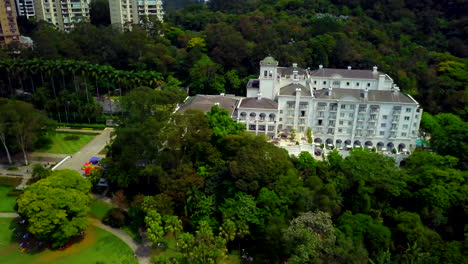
left=58, top=128, right=113, bottom=172
left=0, top=212, right=19, bottom=217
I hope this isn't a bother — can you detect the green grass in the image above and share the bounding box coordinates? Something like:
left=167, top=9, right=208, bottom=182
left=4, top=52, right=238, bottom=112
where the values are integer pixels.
left=88, top=200, right=113, bottom=221
left=0, top=218, right=138, bottom=264
left=0, top=186, right=17, bottom=212
left=36, top=132, right=97, bottom=154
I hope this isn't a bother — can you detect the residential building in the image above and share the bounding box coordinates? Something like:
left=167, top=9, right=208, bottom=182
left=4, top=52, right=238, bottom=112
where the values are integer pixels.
left=109, top=0, right=164, bottom=31
left=34, top=0, right=90, bottom=32
left=0, top=0, right=20, bottom=45
left=15, top=0, right=35, bottom=18
left=180, top=57, right=423, bottom=152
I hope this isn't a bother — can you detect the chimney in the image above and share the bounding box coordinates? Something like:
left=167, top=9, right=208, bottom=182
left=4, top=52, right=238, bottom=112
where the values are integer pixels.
left=347, top=66, right=352, bottom=70
left=327, top=87, right=332, bottom=96
left=392, top=86, right=400, bottom=94
left=257, top=93, right=262, bottom=100
left=373, top=66, right=378, bottom=73
left=220, top=93, right=225, bottom=96
left=319, top=64, right=323, bottom=69
left=363, top=88, right=368, bottom=99
left=293, top=63, right=298, bottom=68
left=214, top=102, right=220, bottom=106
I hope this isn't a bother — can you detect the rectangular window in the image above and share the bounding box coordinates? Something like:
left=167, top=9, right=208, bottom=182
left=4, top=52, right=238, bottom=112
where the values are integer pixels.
left=323, top=81, right=327, bottom=85
left=381, top=123, right=386, bottom=128
left=349, top=113, right=354, bottom=118
left=406, top=108, right=411, bottom=112
left=314, top=80, right=317, bottom=84
left=403, top=124, right=408, bottom=129
left=333, top=81, right=340, bottom=85
left=347, top=128, right=352, bottom=133
left=318, top=120, right=323, bottom=126
left=341, top=104, right=346, bottom=109
left=327, top=128, right=334, bottom=134
left=340, top=113, right=345, bottom=117
left=339, top=121, right=344, bottom=125
left=350, top=104, right=355, bottom=109
left=401, top=132, right=407, bottom=137
left=338, top=128, right=343, bottom=133
left=329, top=120, right=335, bottom=126
left=356, top=82, right=360, bottom=86
left=249, top=125, right=256, bottom=130
left=383, top=115, right=387, bottom=120
left=264, top=71, right=267, bottom=77
left=404, top=116, right=410, bottom=120
left=380, top=131, right=385, bottom=136
left=348, top=121, right=353, bottom=125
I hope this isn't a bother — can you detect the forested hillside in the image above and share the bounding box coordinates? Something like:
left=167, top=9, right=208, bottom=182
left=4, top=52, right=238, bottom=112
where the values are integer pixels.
left=1, top=0, right=466, bottom=119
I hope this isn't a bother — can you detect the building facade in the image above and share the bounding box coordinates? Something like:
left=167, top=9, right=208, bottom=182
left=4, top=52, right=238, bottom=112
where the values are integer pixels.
left=109, top=0, right=164, bottom=31
left=0, top=0, right=20, bottom=45
left=180, top=57, right=422, bottom=152
left=34, top=0, right=90, bottom=32
left=15, top=0, right=35, bottom=18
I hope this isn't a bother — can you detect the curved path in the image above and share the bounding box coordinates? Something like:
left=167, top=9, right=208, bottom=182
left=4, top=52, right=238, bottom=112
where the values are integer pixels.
left=0, top=212, right=150, bottom=264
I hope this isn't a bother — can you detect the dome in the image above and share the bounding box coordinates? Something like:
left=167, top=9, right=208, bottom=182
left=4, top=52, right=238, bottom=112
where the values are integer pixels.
left=260, top=56, right=279, bottom=66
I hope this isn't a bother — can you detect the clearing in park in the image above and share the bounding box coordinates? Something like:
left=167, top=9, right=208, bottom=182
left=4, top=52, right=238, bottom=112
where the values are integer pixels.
left=36, top=132, right=97, bottom=154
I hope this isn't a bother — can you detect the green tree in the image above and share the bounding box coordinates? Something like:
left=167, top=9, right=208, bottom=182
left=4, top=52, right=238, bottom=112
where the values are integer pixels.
left=206, top=105, right=245, bottom=141
left=16, top=170, right=91, bottom=247
left=189, top=55, right=225, bottom=95
left=284, top=211, right=336, bottom=263
left=145, top=210, right=165, bottom=246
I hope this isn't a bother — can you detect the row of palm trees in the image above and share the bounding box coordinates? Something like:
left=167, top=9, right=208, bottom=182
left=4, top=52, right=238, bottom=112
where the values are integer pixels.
left=0, top=58, right=164, bottom=123
left=0, top=58, right=164, bottom=96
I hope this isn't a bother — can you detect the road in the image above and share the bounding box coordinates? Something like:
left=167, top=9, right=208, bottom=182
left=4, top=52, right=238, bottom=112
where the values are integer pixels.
left=58, top=128, right=113, bottom=172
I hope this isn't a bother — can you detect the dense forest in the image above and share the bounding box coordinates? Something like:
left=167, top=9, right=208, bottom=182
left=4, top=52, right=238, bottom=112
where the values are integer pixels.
left=0, top=0, right=467, bottom=263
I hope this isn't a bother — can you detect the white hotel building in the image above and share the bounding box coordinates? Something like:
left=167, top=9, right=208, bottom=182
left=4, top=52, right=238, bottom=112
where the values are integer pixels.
left=179, top=57, right=422, bottom=152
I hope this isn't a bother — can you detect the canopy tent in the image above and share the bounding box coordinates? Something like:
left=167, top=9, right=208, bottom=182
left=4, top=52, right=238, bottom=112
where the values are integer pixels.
left=90, top=157, right=100, bottom=164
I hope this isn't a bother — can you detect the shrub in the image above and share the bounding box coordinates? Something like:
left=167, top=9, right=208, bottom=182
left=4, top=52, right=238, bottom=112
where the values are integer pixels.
left=102, top=208, right=129, bottom=228
left=0, top=176, right=22, bottom=187
left=7, top=167, right=18, bottom=171
left=57, top=123, right=106, bottom=130
left=63, top=135, right=80, bottom=141
left=34, top=134, right=53, bottom=149
left=32, top=164, right=52, bottom=179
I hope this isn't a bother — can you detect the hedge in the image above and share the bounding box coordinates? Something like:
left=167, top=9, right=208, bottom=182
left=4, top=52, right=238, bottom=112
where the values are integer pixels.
left=0, top=176, right=22, bottom=187
left=57, top=123, right=106, bottom=130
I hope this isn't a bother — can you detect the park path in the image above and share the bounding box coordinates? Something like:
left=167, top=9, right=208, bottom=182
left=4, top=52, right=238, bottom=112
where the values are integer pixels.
left=58, top=128, right=113, bottom=172
left=0, top=212, right=19, bottom=217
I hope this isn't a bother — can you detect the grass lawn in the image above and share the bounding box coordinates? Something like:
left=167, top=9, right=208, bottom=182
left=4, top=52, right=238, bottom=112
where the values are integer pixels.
left=36, top=132, right=97, bottom=154
left=0, top=218, right=138, bottom=264
left=0, top=186, right=17, bottom=212
left=88, top=200, right=113, bottom=221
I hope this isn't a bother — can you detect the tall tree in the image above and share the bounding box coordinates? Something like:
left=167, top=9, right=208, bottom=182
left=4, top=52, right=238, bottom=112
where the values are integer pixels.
left=17, top=170, right=91, bottom=247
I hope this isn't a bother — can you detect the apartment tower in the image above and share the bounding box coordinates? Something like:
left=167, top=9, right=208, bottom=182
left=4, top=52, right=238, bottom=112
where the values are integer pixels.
left=109, top=0, right=164, bottom=31
left=34, top=0, right=90, bottom=32
left=0, top=0, right=20, bottom=45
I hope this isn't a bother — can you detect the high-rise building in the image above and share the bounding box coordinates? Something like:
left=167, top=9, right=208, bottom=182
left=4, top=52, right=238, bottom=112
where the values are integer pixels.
left=15, top=0, right=35, bottom=18
left=0, top=0, right=20, bottom=45
left=34, top=0, right=90, bottom=32
left=109, top=0, right=164, bottom=31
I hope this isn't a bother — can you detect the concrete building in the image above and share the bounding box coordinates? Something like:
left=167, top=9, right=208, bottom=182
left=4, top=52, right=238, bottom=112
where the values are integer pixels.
left=109, top=0, right=164, bottom=31
left=0, top=0, right=20, bottom=45
left=34, top=0, right=90, bottom=32
left=181, top=57, right=423, bottom=152
left=15, top=0, right=35, bottom=18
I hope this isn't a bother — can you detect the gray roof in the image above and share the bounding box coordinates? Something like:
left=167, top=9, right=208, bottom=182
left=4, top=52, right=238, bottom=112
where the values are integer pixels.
left=277, top=67, right=307, bottom=76
left=279, top=83, right=311, bottom=96
left=239, top=97, right=278, bottom=109
left=177, top=95, right=239, bottom=114
left=309, top=68, right=380, bottom=79
left=314, top=88, right=416, bottom=104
